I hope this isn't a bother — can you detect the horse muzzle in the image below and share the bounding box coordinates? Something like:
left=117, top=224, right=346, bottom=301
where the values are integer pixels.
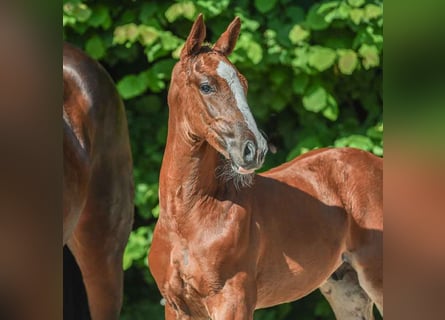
left=230, top=139, right=268, bottom=175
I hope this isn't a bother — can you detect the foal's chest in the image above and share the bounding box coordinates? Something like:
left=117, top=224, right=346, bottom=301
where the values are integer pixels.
left=165, top=218, right=251, bottom=316
left=165, top=244, right=222, bottom=317
left=161, top=199, right=253, bottom=316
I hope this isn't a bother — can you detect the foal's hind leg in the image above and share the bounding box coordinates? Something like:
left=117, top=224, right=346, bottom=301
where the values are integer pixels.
left=348, top=228, right=383, bottom=315
left=68, top=165, right=133, bottom=320
left=320, top=263, right=374, bottom=320
left=350, top=249, right=383, bottom=315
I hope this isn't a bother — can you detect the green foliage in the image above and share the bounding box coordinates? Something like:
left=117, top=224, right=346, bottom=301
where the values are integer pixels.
left=123, top=226, right=152, bottom=271
left=338, top=49, right=358, bottom=74
left=63, top=0, right=383, bottom=319
left=289, top=25, right=310, bottom=44
left=308, top=46, right=337, bottom=71
left=165, top=1, right=196, bottom=22
left=254, top=0, right=278, bottom=14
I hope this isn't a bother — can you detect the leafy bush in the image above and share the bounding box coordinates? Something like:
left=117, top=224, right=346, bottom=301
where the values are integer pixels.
left=63, top=0, right=382, bottom=319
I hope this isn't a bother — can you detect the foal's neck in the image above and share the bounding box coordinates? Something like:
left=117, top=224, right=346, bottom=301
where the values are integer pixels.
left=160, top=128, right=230, bottom=215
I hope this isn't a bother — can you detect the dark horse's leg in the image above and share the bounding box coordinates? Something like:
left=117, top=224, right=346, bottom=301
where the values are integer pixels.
left=67, top=157, right=133, bottom=320
left=320, top=263, right=375, bottom=320
left=63, top=246, right=91, bottom=320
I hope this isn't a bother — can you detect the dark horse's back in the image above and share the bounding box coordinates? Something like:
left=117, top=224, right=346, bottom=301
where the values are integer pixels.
left=63, top=42, right=134, bottom=320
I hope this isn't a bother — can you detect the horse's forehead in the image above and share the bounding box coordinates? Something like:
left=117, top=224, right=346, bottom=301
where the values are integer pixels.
left=195, top=54, right=223, bottom=73
left=215, top=60, right=238, bottom=80
left=195, top=54, right=236, bottom=76
left=182, top=53, right=245, bottom=91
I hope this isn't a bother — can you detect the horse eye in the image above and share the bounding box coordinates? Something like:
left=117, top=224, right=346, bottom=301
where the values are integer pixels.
left=199, top=83, right=213, bottom=94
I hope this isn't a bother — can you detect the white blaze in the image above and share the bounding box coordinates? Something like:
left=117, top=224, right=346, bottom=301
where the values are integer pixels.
left=216, top=61, right=265, bottom=148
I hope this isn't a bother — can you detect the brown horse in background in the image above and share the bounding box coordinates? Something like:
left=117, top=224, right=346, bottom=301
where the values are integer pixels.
left=63, top=43, right=134, bottom=320
left=149, top=15, right=383, bottom=320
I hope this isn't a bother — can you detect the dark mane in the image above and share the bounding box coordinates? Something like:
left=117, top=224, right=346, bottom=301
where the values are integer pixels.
left=196, top=44, right=213, bottom=55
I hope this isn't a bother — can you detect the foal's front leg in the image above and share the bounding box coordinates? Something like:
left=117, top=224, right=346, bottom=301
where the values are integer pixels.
left=205, top=273, right=256, bottom=320
left=165, top=303, right=192, bottom=320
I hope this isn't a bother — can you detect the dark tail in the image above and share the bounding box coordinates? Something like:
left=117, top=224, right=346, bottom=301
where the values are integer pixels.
left=63, top=246, right=91, bottom=320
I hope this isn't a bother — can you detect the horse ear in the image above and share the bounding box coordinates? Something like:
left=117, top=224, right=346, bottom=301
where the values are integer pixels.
left=213, top=17, right=241, bottom=56
left=180, top=13, right=206, bottom=59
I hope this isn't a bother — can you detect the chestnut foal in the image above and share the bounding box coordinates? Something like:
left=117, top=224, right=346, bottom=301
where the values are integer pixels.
left=63, top=43, right=134, bottom=320
left=149, top=15, right=382, bottom=320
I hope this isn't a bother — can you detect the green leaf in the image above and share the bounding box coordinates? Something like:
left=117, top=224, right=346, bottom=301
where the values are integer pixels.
left=353, top=26, right=383, bottom=51
left=139, top=2, right=158, bottom=23
left=88, top=5, right=111, bottom=29
left=268, top=18, right=293, bottom=47
left=164, top=3, right=182, bottom=23
left=289, top=25, right=310, bottom=44
left=196, top=0, right=230, bottom=17
left=120, top=8, right=138, bottom=24
left=347, top=0, right=365, bottom=7
left=325, top=2, right=351, bottom=23
left=337, top=49, right=358, bottom=75
left=138, top=26, right=159, bottom=46
left=366, top=26, right=383, bottom=46
left=335, top=134, right=374, bottom=151
left=152, top=205, right=160, bottom=218
left=364, top=4, right=383, bottom=20
left=292, top=74, right=309, bottom=94
left=372, top=145, right=383, bottom=156
left=366, top=123, right=383, bottom=139
left=322, top=94, right=339, bottom=121
left=318, top=1, right=340, bottom=14
left=238, top=34, right=263, bottom=64
left=117, top=73, right=148, bottom=99
left=152, top=59, right=176, bottom=79
left=159, top=31, right=181, bottom=51
left=270, top=70, right=287, bottom=86
left=349, top=8, right=364, bottom=25
left=123, top=226, right=152, bottom=270
left=144, top=69, right=166, bottom=93
left=359, top=44, right=380, bottom=69
left=286, top=135, right=322, bottom=161
left=85, top=35, right=105, bottom=59
left=292, top=47, right=312, bottom=72
left=308, top=46, right=337, bottom=72
left=134, top=182, right=159, bottom=209
left=113, top=23, right=139, bottom=45
left=63, top=15, right=76, bottom=27
left=306, top=3, right=330, bottom=30
left=145, top=43, right=165, bottom=62
left=165, top=1, right=196, bottom=23
left=303, top=84, right=327, bottom=112
left=254, top=0, right=278, bottom=14
left=234, top=12, right=260, bottom=31
left=63, top=2, right=92, bottom=22
left=286, top=6, right=305, bottom=24
left=270, top=94, right=287, bottom=112
left=172, top=41, right=185, bottom=59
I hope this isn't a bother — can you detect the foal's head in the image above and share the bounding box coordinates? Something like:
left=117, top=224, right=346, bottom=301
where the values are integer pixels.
left=168, top=14, right=268, bottom=186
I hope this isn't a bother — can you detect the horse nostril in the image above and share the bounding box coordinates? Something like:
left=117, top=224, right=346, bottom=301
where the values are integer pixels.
left=243, top=141, right=256, bottom=164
